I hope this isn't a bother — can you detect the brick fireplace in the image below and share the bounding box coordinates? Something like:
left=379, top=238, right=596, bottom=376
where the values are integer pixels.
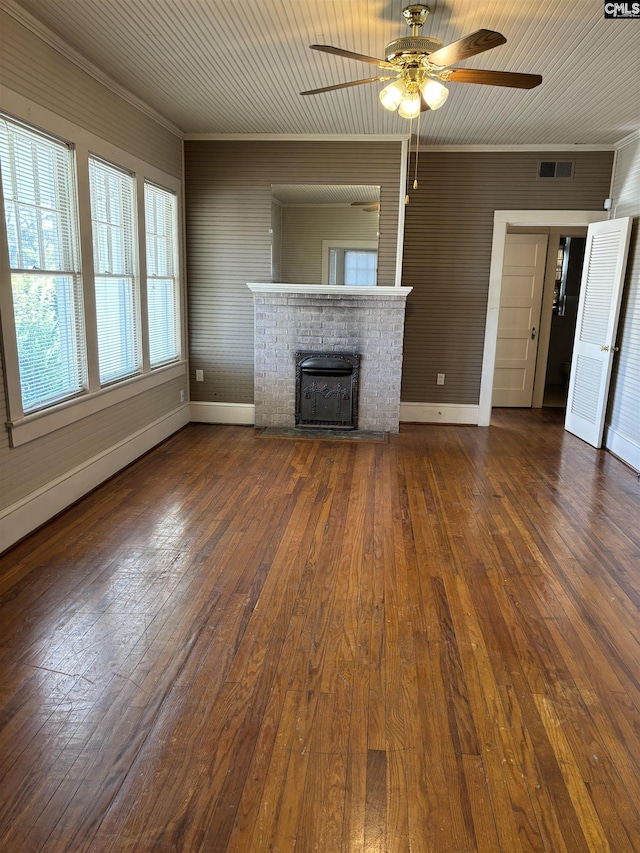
left=247, top=284, right=412, bottom=433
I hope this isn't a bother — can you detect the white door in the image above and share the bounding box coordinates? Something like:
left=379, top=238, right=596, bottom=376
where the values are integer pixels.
left=565, top=217, right=632, bottom=447
left=493, top=234, right=548, bottom=406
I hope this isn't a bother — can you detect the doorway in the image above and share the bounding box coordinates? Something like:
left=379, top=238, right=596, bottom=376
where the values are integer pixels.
left=542, top=235, right=586, bottom=408
left=494, top=226, right=588, bottom=409
left=479, top=210, right=608, bottom=426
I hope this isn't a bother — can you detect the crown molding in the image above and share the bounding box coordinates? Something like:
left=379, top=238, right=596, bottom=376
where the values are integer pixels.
left=183, top=133, right=407, bottom=142
left=182, top=134, right=617, bottom=151
left=615, top=128, right=640, bottom=149
left=0, top=0, right=183, bottom=138
left=416, top=143, right=617, bottom=152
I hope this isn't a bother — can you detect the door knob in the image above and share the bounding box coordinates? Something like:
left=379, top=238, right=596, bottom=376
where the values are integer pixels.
left=531, top=327, right=537, bottom=339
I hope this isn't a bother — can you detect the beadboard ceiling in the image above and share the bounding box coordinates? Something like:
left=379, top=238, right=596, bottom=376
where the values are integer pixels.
left=4, top=0, right=639, bottom=145
left=272, top=184, right=380, bottom=205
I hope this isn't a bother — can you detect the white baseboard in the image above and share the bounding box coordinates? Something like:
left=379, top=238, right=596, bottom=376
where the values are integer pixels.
left=190, top=401, right=255, bottom=425
left=399, top=402, right=479, bottom=425
left=0, top=405, right=190, bottom=554
left=191, top=401, right=479, bottom=427
left=604, top=425, right=640, bottom=473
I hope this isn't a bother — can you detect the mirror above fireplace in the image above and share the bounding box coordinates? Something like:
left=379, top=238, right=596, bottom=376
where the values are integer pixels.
left=271, top=184, right=380, bottom=286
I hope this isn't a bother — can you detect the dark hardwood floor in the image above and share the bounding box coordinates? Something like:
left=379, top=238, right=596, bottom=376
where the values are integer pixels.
left=1, top=410, right=639, bottom=852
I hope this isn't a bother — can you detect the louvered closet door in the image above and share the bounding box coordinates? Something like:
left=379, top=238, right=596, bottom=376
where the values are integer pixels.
left=565, top=218, right=632, bottom=448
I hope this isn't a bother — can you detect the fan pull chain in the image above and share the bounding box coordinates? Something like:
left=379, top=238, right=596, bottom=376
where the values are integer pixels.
left=405, top=113, right=415, bottom=204
left=413, top=107, right=422, bottom=190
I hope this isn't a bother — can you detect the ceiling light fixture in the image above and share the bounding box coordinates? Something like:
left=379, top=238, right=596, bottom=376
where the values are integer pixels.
left=377, top=7, right=453, bottom=202
left=303, top=4, right=542, bottom=203
left=379, top=73, right=449, bottom=117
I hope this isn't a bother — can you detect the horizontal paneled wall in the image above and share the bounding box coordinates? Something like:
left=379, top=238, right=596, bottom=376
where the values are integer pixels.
left=0, top=10, right=182, bottom=177
left=606, top=135, right=640, bottom=470
left=401, top=150, right=614, bottom=404
left=184, top=140, right=402, bottom=405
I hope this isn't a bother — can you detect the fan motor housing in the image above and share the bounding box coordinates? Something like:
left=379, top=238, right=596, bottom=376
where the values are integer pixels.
left=385, top=36, right=444, bottom=65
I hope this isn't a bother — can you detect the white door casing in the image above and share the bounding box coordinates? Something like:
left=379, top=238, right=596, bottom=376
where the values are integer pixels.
left=479, top=211, right=607, bottom=427
left=564, top=217, right=632, bottom=448
left=492, top=234, right=548, bottom=407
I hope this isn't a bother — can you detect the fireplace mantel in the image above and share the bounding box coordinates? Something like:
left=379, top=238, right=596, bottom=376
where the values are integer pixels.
left=248, top=283, right=413, bottom=297
left=248, top=283, right=412, bottom=433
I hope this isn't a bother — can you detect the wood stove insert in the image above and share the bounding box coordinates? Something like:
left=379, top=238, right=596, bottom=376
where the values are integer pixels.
left=295, top=351, right=360, bottom=429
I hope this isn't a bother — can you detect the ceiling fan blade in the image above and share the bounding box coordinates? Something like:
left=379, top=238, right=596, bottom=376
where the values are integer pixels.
left=310, top=44, right=395, bottom=69
left=447, top=68, right=542, bottom=89
left=351, top=201, right=380, bottom=207
left=427, top=29, right=507, bottom=67
left=301, top=76, right=392, bottom=96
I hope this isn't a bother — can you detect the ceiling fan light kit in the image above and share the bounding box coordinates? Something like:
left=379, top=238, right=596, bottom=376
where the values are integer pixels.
left=302, top=3, right=542, bottom=200
left=380, top=73, right=449, bottom=115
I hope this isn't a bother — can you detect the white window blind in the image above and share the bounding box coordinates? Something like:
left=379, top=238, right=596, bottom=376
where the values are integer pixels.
left=0, top=116, right=86, bottom=413
left=89, top=156, right=140, bottom=385
left=344, top=249, right=377, bottom=286
left=329, top=247, right=378, bottom=285
left=145, top=182, right=179, bottom=366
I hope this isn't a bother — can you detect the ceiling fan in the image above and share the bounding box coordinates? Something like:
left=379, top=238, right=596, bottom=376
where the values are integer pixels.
left=351, top=201, right=380, bottom=212
left=301, top=3, right=542, bottom=119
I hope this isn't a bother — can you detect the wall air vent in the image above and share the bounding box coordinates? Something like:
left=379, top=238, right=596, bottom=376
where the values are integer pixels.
left=538, top=161, right=574, bottom=179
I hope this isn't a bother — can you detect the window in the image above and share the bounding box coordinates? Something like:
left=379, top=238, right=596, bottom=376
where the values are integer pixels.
left=342, top=249, right=378, bottom=286
left=89, top=156, right=141, bottom=385
left=145, top=182, right=179, bottom=366
left=0, top=109, right=184, bottom=445
left=0, top=116, right=86, bottom=413
left=329, top=247, right=378, bottom=286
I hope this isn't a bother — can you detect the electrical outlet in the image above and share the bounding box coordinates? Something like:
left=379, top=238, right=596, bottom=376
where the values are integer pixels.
left=437, top=373, right=445, bottom=385
left=180, top=389, right=185, bottom=403
left=195, top=369, right=204, bottom=382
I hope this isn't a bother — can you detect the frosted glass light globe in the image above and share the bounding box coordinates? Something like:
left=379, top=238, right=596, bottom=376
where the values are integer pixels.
left=421, top=79, right=449, bottom=110
left=379, top=79, right=405, bottom=111
left=397, top=90, right=422, bottom=119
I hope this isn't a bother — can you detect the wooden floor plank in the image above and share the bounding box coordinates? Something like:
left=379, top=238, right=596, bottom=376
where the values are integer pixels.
left=0, top=413, right=638, bottom=852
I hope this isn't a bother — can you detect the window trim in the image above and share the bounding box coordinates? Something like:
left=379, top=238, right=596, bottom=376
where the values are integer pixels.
left=144, top=180, right=181, bottom=369
left=89, top=154, right=142, bottom=385
left=6, top=360, right=186, bottom=447
left=0, top=97, right=185, bottom=448
left=0, top=116, right=88, bottom=416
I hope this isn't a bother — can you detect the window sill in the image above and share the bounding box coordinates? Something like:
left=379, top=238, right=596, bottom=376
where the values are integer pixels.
left=7, top=361, right=187, bottom=447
